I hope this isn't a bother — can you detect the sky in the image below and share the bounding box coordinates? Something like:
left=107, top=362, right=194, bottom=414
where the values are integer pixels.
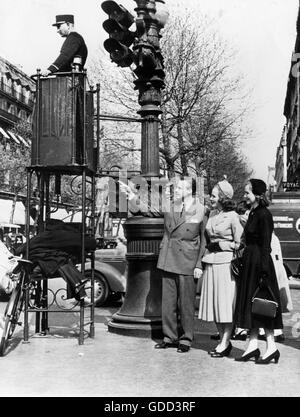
left=0, top=0, right=299, bottom=181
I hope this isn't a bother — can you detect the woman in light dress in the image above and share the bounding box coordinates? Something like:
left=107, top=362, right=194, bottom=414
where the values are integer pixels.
left=198, top=176, right=243, bottom=357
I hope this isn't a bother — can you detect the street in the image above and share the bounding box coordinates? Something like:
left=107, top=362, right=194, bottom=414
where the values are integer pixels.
left=0, top=279, right=299, bottom=398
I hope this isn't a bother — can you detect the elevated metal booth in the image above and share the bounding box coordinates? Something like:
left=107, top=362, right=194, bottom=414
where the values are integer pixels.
left=24, top=68, right=98, bottom=344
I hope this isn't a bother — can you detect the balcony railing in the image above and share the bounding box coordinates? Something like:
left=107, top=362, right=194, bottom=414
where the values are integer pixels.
left=0, top=82, right=35, bottom=107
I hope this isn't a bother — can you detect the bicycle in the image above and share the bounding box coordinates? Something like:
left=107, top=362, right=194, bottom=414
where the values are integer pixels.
left=0, top=258, right=33, bottom=357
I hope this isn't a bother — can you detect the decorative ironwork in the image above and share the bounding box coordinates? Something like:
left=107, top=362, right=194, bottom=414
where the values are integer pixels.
left=27, top=284, right=81, bottom=311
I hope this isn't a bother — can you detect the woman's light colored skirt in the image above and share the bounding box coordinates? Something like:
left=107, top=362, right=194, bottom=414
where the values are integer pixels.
left=198, top=263, right=236, bottom=323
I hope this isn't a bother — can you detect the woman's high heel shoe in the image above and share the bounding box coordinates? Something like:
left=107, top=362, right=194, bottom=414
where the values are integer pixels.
left=256, top=349, right=280, bottom=364
left=210, top=342, right=232, bottom=358
left=234, top=348, right=260, bottom=362
left=232, top=330, right=248, bottom=341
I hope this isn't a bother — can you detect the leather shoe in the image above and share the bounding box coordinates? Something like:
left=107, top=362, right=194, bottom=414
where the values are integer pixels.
left=256, top=349, right=280, bottom=364
left=275, top=334, right=285, bottom=343
left=210, top=342, right=232, bottom=358
left=231, top=330, right=248, bottom=341
left=154, top=341, right=178, bottom=349
left=177, top=344, right=190, bottom=353
left=259, top=334, right=285, bottom=343
left=234, top=348, right=260, bottom=362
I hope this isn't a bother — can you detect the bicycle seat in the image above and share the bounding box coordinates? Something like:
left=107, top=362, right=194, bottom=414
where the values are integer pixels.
left=12, top=257, right=33, bottom=265
left=12, top=258, right=33, bottom=274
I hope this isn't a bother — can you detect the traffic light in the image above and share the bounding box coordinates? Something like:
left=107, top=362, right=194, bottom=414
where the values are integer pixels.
left=101, top=1, right=136, bottom=67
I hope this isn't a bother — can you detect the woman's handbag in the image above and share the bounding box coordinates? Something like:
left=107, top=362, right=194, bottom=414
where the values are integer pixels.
left=251, top=284, right=278, bottom=318
left=231, top=248, right=243, bottom=279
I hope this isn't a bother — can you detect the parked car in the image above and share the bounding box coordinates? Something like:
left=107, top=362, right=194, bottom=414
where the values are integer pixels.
left=95, top=236, right=118, bottom=249
left=81, top=247, right=127, bottom=306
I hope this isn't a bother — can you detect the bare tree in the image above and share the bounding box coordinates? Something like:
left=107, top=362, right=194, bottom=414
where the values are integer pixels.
left=200, top=139, right=253, bottom=200
left=88, top=54, right=141, bottom=172
left=160, top=12, right=252, bottom=181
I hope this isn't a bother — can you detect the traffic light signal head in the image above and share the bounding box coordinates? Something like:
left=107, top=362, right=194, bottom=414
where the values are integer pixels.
left=101, top=1, right=135, bottom=67
left=102, top=1, right=134, bottom=28
left=104, top=38, right=133, bottom=67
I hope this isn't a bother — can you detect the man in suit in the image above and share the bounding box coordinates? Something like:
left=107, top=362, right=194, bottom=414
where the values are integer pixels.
left=155, top=178, right=206, bottom=352
left=120, top=177, right=206, bottom=353
left=41, top=14, right=88, bottom=76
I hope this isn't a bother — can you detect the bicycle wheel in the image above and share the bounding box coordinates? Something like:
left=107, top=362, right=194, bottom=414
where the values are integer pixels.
left=0, top=277, right=24, bottom=357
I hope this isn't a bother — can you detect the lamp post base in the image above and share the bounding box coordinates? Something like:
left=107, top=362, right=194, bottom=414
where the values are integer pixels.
left=107, top=216, right=164, bottom=338
left=108, top=316, right=162, bottom=338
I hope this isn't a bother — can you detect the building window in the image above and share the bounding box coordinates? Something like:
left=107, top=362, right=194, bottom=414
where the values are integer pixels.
left=17, top=108, right=26, bottom=119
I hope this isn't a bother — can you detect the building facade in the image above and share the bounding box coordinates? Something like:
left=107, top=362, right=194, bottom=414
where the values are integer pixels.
left=274, top=126, right=287, bottom=190
left=0, top=56, right=35, bottom=146
left=275, top=7, right=300, bottom=191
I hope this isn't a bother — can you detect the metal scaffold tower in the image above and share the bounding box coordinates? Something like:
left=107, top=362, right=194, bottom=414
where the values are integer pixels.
left=23, top=68, right=99, bottom=344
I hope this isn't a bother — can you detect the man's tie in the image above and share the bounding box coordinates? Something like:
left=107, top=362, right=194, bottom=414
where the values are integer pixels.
left=173, top=203, right=184, bottom=224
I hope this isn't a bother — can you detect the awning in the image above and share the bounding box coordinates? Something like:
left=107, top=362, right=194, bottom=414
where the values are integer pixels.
left=0, top=127, right=10, bottom=139
left=7, top=130, right=20, bottom=144
left=69, top=211, right=83, bottom=222
left=0, top=128, right=30, bottom=147
left=16, top=134, right=30, bottom=147
left=50, top=208, right=87, bottom=223
left=0, top=200, right=14, bottom=224
left=0, top=199, right=33, bottom=225
left=0, top=223, right=21, bottom=229
left=14, top=201, right=33, bottom=225
left=68, top=211, right=92, bottom=223
left=50, top=208, right=72, bottom=222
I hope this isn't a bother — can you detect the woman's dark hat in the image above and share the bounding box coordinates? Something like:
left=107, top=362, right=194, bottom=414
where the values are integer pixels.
left=52, top=14, right=74, bottom=26
left=250, top=178, right=267, bottom=195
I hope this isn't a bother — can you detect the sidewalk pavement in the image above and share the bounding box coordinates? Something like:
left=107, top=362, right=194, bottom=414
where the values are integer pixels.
left=0, top=288, right=299, bottom=397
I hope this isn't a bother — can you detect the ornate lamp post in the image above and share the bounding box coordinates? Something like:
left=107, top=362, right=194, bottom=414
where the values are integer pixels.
left=133, top=0, right=165, bottom=177
left=101, top=0, right=168, bottom=336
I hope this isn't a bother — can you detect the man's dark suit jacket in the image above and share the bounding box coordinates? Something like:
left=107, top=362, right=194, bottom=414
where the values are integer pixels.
left=48, top=32, right=88, bottom=73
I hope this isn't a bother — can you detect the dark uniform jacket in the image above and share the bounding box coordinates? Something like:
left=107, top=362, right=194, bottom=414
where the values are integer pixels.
left=48, top=32, right=88, bottom=73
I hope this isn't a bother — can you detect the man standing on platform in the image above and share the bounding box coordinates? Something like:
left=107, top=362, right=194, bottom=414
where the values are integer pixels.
left=120, top=177, right=206, bottom=353
left=41, top=14, right=88, bottom=76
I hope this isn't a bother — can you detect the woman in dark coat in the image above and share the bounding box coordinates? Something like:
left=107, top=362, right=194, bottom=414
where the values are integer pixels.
left=234, top=179, right=283, bottom=364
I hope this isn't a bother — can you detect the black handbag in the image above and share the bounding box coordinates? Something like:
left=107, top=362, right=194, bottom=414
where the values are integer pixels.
left=231, top=248, right=243, bottom=279
left=251, top=284, right=278, bottom=318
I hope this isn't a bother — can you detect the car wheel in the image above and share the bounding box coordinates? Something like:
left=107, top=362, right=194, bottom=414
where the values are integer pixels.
left=84, top=271, right=110, bottom=306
